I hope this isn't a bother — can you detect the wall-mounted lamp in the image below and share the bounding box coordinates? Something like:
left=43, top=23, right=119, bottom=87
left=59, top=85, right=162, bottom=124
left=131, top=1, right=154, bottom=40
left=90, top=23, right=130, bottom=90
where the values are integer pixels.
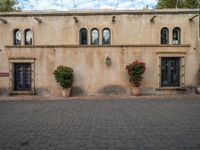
left=105, top=56, right=111, bottom=66
left=121, top=47, right=125, bottom=54
left=112, top=16, right=116, bottom=23
left=73, top=16, right=78, bottom=23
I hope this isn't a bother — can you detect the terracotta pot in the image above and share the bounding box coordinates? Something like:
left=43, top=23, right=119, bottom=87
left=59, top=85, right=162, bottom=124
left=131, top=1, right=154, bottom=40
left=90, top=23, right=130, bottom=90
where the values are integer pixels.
left=196, top=87, right=200, bottom=94
left=131, top=87, right=141, bottom=96
left=62, top=88, right=71, bottom=97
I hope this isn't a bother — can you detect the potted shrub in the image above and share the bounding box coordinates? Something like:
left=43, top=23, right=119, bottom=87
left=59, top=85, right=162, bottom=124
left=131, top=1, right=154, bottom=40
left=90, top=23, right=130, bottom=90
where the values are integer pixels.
left=53, top=65, right=73, bottom=97
left=126, top=60, right=146, bottom=96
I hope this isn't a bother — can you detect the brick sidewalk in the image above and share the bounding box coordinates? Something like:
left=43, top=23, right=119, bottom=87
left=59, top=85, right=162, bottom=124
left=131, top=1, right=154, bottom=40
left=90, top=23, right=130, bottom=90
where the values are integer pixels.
left=0, top=98, right=200, bottom=150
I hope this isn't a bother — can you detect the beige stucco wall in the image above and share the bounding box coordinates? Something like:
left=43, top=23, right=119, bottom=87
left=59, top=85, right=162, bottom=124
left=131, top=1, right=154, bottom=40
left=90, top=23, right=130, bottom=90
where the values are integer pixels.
left=0, top=11, right=199, bottom=46
left=0, top=9, right=199, bottom=96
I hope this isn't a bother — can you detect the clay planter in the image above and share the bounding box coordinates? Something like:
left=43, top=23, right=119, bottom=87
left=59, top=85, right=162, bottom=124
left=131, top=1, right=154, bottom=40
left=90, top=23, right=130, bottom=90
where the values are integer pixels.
left=62, top=88, right=71, bottom=97
left=131, top=87, right=141, bottom=96
left=196, top=87, right=200, bottom=94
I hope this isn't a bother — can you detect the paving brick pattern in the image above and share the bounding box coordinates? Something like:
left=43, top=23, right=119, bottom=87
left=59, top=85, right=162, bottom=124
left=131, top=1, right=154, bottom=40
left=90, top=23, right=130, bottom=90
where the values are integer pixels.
left=0, top=98, right=200, bottom=150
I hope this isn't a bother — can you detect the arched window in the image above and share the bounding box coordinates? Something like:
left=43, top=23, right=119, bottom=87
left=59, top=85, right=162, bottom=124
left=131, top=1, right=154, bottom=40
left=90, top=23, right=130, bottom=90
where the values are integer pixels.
left=102, top=28, right=110, bottom=45
left=161, top=27, right=169, bottom=45
left=173, top=27, right=181, bottom=45
left=24, top=29, right=33, bottom=45
left=80, top=28, right=88, bottom=45
left=91, top=28, right=99, bottom=45
left=13, top=29, right=21, bottom=45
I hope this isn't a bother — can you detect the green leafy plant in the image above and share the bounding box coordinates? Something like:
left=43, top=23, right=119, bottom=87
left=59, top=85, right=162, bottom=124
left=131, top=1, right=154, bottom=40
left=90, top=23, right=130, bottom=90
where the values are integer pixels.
left=126, top=60, right=146, bottom=87
left=53, top=65, right=73, bottom=89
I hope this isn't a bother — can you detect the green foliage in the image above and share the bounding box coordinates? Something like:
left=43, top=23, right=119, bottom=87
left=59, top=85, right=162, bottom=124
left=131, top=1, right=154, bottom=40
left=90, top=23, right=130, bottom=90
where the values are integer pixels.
left=183, top=0, right=199, bottom=8
left=53, top=65, right=73, bottom=89
left=156, top=0, right=181, bottom=8
left=126, top=60, right=146, bottom=87
left=0, top=0, right=19, bottom=12
left=156, top=0, right=199, bottom=9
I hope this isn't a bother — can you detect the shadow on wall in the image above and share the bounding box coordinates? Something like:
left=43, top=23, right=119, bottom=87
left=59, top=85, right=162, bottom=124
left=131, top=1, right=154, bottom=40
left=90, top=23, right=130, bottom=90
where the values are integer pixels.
left=36, top=88, right=50, bottom=96
left=97, top=85, right=127, bottom=95
left=0, top=88, right=9, bottom=96
left=35, top=87, right=85, bottom=97
left=70, top=86, right=85, bottom=96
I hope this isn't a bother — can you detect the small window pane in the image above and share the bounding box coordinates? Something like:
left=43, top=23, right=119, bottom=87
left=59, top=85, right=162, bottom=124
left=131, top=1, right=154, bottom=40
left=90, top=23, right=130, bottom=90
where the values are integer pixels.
left=173, top=28, right=180, bottom=45
left=14, top=30, right=21, bottom=45
left=91, top=29, right=99, bottom=45
left=25, top=29, right=32, bottom=45
left=80, top=28, right=87, bottom=45
left=161, top=28, right=169, bottom=45
left=103, top=29, right=110, bottom=45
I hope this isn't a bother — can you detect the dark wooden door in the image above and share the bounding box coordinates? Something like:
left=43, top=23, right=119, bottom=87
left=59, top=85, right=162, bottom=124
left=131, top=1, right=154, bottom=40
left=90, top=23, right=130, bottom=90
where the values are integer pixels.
left=161, top=57, right=180, bottom=87
left=14, top=63, right=32, bottom=91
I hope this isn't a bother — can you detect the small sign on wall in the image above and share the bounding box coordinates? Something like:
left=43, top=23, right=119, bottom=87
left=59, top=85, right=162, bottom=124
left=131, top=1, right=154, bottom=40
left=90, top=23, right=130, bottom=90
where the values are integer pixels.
left=0, top=72, right=9, bottom=77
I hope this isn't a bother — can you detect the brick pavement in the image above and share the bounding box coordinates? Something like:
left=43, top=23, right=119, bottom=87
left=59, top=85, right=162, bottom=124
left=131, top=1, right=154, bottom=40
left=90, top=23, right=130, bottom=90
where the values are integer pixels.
left=0, top=98, right=200, bottom=150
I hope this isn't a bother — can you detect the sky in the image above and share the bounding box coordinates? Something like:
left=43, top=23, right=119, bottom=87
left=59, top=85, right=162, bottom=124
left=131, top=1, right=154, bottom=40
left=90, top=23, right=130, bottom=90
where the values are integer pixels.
left=18, top=0, right=158, bottom=11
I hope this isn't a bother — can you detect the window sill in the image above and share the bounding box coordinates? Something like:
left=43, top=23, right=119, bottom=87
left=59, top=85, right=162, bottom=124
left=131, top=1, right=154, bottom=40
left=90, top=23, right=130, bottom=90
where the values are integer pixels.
left=156, top=87, right=186, bottom=91
left=5, top=44, right=191, bottom=48
left=10, top=90, right=35, bottom=95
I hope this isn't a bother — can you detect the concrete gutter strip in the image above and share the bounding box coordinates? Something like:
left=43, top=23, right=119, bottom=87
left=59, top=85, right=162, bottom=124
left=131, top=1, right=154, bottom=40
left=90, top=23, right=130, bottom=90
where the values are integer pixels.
left=0, top=94, right=199, bottom=101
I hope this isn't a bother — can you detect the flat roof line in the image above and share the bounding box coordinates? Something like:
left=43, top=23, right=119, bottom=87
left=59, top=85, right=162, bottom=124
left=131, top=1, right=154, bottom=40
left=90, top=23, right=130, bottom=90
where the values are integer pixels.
left=0, top=9, right=199, bottom=17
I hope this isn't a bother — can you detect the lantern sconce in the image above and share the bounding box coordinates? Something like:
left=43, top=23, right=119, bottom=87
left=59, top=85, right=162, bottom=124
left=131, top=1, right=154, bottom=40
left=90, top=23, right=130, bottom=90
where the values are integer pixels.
left=105, top=56, right=111, bottom=66
left=121, top=47, right=125, bottom=54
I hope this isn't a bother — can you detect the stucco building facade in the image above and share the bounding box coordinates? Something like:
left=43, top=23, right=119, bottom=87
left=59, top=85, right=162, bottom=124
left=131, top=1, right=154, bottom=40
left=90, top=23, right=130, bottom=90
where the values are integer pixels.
left=0, top=9, right=199, bottom=96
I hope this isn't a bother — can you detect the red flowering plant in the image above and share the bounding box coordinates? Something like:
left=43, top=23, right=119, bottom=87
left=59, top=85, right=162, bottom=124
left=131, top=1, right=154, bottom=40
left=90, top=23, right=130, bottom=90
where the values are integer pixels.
left=126, top=60, right=146, bottom=87
left=53, top=65, right=73, bottom=89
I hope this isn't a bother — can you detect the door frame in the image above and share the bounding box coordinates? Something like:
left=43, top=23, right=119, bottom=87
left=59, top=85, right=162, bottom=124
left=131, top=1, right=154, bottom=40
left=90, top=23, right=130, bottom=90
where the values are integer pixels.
left=9, top=58, right=35, bottom=94
left=156, top=52, right=186, bottom=89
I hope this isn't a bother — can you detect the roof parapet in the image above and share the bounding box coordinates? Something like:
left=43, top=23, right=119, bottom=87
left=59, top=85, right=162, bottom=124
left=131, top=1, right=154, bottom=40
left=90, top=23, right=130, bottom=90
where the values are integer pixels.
left=0, top=9, right=199, bottom=17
